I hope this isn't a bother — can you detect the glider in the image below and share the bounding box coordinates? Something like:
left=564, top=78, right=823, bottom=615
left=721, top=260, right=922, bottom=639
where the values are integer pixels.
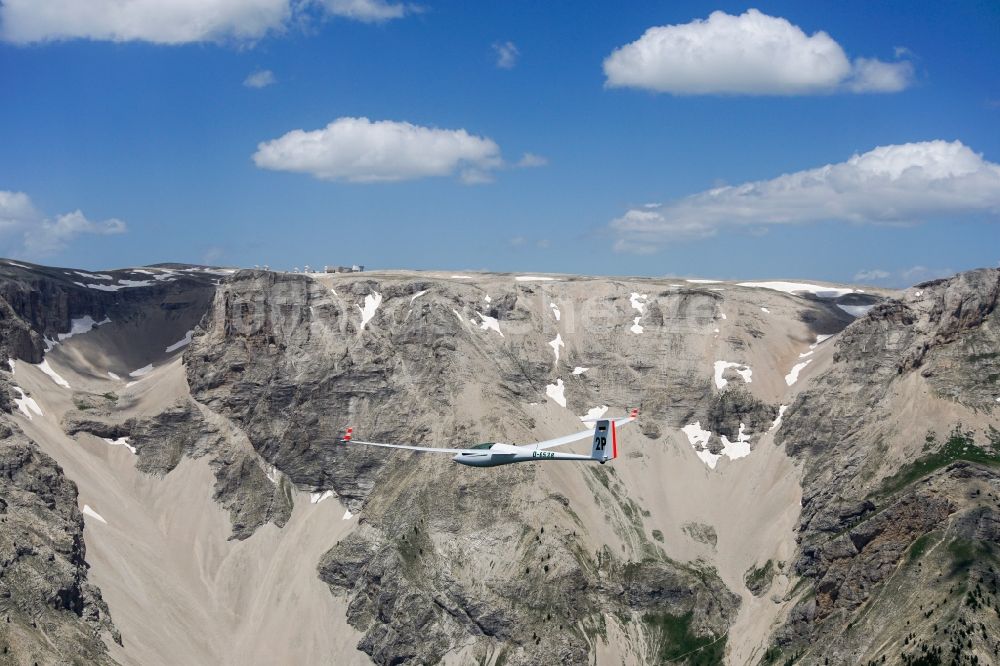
left=341, top=409, right=638, bottom=467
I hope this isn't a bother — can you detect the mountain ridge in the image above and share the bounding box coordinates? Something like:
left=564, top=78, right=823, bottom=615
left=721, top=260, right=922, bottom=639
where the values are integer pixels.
left=0, top=260, right=996, bottom=665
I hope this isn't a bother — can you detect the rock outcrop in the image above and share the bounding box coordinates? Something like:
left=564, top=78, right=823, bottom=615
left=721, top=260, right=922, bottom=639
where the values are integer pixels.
left=0, top=389, right=118, bottom=664
left=770, top=269, right=1000, bottom=663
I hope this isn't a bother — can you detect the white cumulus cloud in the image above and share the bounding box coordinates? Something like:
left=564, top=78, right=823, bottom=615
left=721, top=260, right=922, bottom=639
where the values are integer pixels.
left=0, top=0, right=292, bottom=44
left=244, top=69, right=277, bottom=88
left=611, top=140, right=1000, bottom=253
left=493, top=40, right=519, bottom=69
left=0, top=0, right=414, bottom=44
left=603, top=9, right=912, bottom=95
left=253, top=117, right=505, bottom=184
left=0, top=191, right=127, bottom=258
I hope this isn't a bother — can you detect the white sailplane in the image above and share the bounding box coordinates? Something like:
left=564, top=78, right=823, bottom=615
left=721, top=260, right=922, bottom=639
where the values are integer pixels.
left=342, top=409, right=639, bottom=467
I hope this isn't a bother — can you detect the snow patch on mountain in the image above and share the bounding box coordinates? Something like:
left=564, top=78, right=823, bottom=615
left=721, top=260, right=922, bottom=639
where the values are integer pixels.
left=714, top=361, right=752, bottom=389
left=546, top=379, right=566, bottom=407
left=58, top=315, right=110, bottom=341
left=580, top=405, right=608, bottom=421
left=357, top=292, right=383, bottom=331
left=477, top=313, right=503, bottom=336
left=38, top=360, right=71, bottom=388
left=129, top=364, right=153, bottom=378
left=785, top=360, right=813, bottom=386
left=13, top=386, right=42, bottom=420
left=549, top=333, right=564, bottom=362
left=736, top=281, right=854, bottom=298
left=102, top=437, right=136, bottom=454
left=165, top=330, right=194, bottom=353
left=82, top=505, right=107, bottom=524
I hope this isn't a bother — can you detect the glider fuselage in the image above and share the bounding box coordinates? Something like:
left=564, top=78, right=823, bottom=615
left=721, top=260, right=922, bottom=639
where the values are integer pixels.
left=452, top=443, right=596, bottom=467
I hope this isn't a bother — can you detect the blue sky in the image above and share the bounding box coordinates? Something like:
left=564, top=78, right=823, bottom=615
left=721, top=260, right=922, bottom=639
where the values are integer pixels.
left=1, top=0, right=998, bottom=286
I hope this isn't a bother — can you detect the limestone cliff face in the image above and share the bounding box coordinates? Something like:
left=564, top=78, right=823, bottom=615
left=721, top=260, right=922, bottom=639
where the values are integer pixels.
left=0, top=262, right=220, bottom=664
left=6, top=259, right=998, bottom=666
left=184, top=271, right=857, bottom=499
left=772, top=269, right=1000, bottom=664
left=0, top=261, right=217, bottom=364
left=185, top=271, right=755, bottom=664
left=0, top=386, right=118, bottom=664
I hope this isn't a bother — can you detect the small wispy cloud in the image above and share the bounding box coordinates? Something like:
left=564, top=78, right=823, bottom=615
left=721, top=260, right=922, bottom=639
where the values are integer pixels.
left=244, top=69, right=276, bottom=89
left=203, top=247, right=224, bottom=264
left=320, top=0, right=415, bottom=23
left=25, top=210, right=126, bottom=256
left=854, top=269, right=890, bottom=281
left=493, top=40, right=519, bottom=69
left=516, top=152, right=547, bottom=168
left=900, top=265, right=954, bottom=283
left=509, top=236, right=550, bottom=249
left=0, top=191, right=127, bottom=258
left=853, top=266, right=956, bottom=287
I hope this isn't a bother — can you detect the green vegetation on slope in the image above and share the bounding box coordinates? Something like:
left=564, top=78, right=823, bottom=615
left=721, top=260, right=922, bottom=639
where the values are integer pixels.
left=643, top=611, right=725, bottom=665
left=879, top=426, right=1000, bottom=497
left=907, top=532, right=938, bottom=563
left=744, top=560, right=775, bottom=595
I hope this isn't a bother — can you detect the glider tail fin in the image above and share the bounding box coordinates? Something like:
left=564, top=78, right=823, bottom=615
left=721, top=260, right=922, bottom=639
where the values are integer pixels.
left=591, top=419, right=614, bottom=463
left=342, top=427, right=353, bottom=443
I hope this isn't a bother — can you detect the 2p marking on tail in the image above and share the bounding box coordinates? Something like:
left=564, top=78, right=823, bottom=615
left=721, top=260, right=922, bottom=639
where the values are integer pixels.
left=590, top=409, right=636, bottom=463
left=592, top=420, right=613, bottom=463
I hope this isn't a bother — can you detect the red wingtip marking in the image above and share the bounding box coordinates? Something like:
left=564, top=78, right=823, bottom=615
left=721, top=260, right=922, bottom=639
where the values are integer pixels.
left=612, top=420, right=618, bottom=459
left=630, top=408, right=639, bottom=418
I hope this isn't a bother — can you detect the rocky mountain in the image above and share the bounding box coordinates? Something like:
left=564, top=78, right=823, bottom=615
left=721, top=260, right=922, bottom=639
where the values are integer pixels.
left=0, top=258, right=996, bottom=665
left=770, top=268, right=1000, bottom=664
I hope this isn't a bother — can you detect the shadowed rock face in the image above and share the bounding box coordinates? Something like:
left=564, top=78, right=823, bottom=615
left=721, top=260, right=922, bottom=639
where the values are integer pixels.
left=0, top=389, right=118, bottom=664
left=706, top=387, right=777, bottom=445
left=0, top=263, right=220, bottom=665
left=771, top=268, right=1000, bottom=663
left=0, top=261, right=218, bottom=364
left=62, top=401, right=296, bottom=541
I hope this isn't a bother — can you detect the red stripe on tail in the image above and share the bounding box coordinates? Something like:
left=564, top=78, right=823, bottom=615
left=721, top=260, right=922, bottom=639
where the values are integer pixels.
left=344, top=427, right=353, bottom=442
left=611, top=420, right=618, bottom=459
